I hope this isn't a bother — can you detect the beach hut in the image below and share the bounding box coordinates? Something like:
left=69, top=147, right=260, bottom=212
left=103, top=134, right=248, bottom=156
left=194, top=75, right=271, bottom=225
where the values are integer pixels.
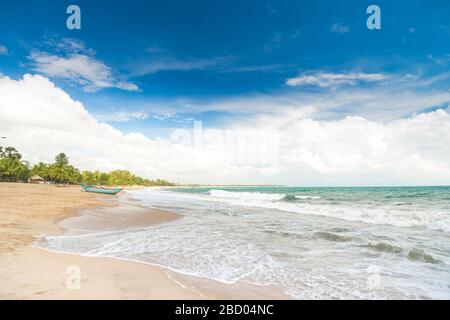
left=29, top=174, right=44, bottom=184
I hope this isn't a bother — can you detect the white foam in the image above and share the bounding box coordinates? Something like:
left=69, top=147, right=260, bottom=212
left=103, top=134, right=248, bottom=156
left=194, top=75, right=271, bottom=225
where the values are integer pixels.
left=158, top=189, right=450, bottom=232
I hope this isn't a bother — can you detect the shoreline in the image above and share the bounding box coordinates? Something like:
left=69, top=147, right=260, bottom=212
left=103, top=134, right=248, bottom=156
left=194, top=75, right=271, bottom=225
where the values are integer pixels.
left=0, top=183, right=288, bottom=299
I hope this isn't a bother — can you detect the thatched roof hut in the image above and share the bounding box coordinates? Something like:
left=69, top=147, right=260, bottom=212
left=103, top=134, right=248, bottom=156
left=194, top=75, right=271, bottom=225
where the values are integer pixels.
left=29, top=175, right=44, bottom=183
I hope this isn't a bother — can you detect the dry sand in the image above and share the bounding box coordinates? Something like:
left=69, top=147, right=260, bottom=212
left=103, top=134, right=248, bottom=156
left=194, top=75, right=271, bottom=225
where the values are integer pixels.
left=0, top=183, right=287, bottom=299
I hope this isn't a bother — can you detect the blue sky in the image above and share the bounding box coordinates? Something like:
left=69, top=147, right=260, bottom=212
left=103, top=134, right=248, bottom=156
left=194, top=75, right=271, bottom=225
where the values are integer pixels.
left=1, top=0, right=449, bottom=137
left=1, top=1, right=450, bottom=185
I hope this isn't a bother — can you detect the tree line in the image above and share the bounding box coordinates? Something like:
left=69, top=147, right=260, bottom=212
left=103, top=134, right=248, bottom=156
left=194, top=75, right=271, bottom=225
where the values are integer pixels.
left=0, top=146, right=175, bottom=186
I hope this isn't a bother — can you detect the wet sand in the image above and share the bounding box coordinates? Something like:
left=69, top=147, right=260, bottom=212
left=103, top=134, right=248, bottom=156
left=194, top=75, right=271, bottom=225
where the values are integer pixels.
left=58, top=195, right=181, bottom=234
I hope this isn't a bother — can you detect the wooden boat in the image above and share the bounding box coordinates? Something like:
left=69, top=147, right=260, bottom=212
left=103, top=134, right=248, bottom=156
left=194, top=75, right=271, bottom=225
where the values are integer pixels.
left=80, top=184, right=123, bottom=195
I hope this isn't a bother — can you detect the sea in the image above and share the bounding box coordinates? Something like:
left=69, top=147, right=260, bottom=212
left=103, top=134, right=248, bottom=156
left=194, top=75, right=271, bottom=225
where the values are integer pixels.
left=39, top=186, right=450, bottom=299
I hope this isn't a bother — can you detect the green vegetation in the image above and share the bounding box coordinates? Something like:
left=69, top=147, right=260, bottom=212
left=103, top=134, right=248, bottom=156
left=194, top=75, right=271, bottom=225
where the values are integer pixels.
left=80, top=169, right=174, bottom=186
left=0, top=146, right=175, bottom=186
left=0, top=147, right=30, bottom=182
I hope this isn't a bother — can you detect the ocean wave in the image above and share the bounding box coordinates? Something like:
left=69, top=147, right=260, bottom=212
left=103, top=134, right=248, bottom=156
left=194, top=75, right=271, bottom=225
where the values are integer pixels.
left=200, top=190, right=450, bottom=232
left=407, top=248, right=442, bottom=264
left=366, top=242, right=443, bottom=265
left=208, top=189, right=321, bottom=202
left=282, top=194, right=322, bottom=202
left=368, top=242, right=403, bottom=254
left=208, top=189, right=284, bottom=201
left=315, top=231, right=352, bottom=242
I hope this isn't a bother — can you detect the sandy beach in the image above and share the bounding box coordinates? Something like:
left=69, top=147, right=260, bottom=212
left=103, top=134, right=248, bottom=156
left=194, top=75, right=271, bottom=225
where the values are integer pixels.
left=0, top=183, right=286, bottom=299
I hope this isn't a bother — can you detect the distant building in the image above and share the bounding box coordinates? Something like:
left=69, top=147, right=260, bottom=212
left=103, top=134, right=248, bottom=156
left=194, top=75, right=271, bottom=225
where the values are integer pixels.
left=29, top=174, right=44, bottom=184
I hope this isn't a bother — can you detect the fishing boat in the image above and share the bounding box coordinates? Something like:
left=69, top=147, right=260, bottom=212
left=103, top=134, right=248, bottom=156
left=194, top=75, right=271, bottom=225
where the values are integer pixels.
left=80, top=184, right=123, bottom=195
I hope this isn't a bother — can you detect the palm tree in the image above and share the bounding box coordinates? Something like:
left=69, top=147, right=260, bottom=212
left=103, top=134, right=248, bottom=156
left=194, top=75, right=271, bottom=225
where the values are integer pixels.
left=0, top=159, right=6, bottom=181
left=55, top=153, right=69, bottom=166
left=32, top=162, right=50, bottom=181
left=48, top=153, right=75, bottom=184
left=50, top=163, right=70, bottom=184
left=81, top=171, right=95, bottom=185
left=3, top=147, right=22, bottom=160
left=93, top=171, right=102, bottom=186
left=0, top=146, right=27, bottom=182
left=0, top=157, right=23, bottom=182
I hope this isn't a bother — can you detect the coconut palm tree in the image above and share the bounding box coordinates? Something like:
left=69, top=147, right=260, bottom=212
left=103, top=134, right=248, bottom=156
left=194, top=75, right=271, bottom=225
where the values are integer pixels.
left=55, top=153, right=69, bottom=166
left=0, top=157, right=23, bottom=182
left=31, top=162, right=51, bottom=181
left=0, top=147, right=28, bottom=182
left=50, top=162, right=70, bottom=184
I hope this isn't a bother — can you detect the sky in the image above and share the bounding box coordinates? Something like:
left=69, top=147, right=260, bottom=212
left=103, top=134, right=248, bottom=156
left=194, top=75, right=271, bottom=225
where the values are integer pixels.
left=0, top=0, right=450, bottom=186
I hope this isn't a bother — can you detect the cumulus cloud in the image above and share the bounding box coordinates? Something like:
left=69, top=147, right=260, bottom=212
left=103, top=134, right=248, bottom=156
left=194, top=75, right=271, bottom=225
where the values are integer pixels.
left=0, top=74, right=248, bottom=183
left=286, top=71, right=387, bottom=88
left=1, top=74, right=450, bottom=186
left=281, top=113, right=450, bottom=181
left=28, top=39, right=138, bottom=92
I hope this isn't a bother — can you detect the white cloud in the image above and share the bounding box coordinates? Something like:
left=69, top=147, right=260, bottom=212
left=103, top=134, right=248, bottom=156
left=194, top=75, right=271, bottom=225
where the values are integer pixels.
left=286, top=71, right=387, bottom=88
left=129, top=50, right=284, bottom=76
left=281, top=112, right=450, bottom=181
left=44, top=37, right=96, bottom=56
left=94, top=111, right=149, bottom=122
left=263, top=30, right=302, bottom=51
left=0, top=45, right=8, bottom=55
left=152, top=112, right=176, bottom=121
left=427, top=53, right=450, bottom=66
left=128, top=56, right=233, bottom=76
left=0, top=74, right=246, bottom=183
left=222, top=64, right=284, bottom=73
left=28, top=38, right=138, bottom=92
left=331, top=23, right=350, bottom=34
left=267, top=3, right=277, bottom=14
left=128, top=81, right=450, bottom=124
left=146, top=46, right=168, bottom=54
left=1, top=74, right=450, bottom=186
left=29, top=51, right=138, bottom=92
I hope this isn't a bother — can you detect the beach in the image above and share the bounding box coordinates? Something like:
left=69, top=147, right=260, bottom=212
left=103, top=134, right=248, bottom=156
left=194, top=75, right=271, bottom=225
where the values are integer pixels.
left=1, top=183, right=448, bottom=299
left=0, top=183, right=286, bottom=299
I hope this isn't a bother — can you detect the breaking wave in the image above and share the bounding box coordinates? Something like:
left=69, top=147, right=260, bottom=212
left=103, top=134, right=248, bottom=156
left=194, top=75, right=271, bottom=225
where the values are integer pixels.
left=202, top=189, right=450, bottom=232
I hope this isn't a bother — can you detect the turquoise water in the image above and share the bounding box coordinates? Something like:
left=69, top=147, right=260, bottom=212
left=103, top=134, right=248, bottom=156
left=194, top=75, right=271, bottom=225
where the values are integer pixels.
left=40, top=186, right=450, bottom=299
left=170, top=186, right=450, bottom=230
